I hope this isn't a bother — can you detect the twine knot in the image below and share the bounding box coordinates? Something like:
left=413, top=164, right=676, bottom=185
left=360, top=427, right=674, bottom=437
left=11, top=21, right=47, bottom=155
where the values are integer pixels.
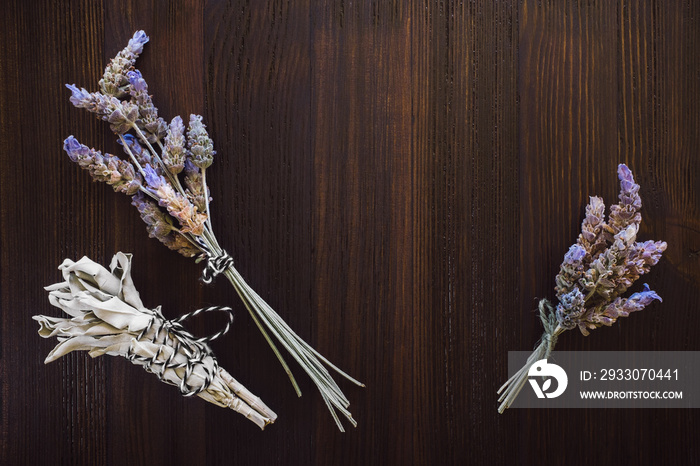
left=201, top=250, right=234, bottom=284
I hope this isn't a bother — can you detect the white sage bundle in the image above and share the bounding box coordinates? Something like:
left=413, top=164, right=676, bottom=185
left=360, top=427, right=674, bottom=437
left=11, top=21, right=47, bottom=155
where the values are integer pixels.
left=33, top=252, right=277, bottom=429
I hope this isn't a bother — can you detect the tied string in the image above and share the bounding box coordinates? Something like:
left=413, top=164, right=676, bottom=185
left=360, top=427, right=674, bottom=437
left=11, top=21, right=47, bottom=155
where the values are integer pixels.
left=537, top=299, right=561, bottom=359
left=201, top=249, right=234, bottom=285
left=126, top=306, right=235, bottom=396
left=496, top=299, right=564, bottom=413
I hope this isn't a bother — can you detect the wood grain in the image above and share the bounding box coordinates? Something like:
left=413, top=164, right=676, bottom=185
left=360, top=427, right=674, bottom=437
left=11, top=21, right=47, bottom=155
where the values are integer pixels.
left=1, top=0, right=698, bottom=464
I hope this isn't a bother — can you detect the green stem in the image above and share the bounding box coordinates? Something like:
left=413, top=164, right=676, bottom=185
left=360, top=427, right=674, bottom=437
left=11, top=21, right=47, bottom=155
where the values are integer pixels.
left=223, top=268, right=301, bottom=396
left=201, top=168, right=213, bottom=232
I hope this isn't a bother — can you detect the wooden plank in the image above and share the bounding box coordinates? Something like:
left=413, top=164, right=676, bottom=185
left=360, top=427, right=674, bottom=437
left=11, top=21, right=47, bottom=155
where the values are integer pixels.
left=0, top=1, right=107, bottom=464
left=310, top=2, right=414, bottom=464
left=410, top=2, right=521, bottom=463
left=203, top=0, right=315, bottom=464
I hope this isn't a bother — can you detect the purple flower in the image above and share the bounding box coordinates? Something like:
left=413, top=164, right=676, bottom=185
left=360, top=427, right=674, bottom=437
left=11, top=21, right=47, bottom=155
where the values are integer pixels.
left=63, top=135, right=86, bottom=162
left=63, top=136, right=142, bottom=195
left=609, top=164, right=642, bottom=232
left=126, top=69, right=167, bottom=142
left=618, top=164, right=640, bottom=202
left=552, top=165, right=665, bottom=335
left=131, top=192, right=173, bottom=239
left=601, top=283, right=662, bottom=322
left=556, top=288, right=587, bottom=330
left=105, top=100, right=139, bottom=134
left=65, top=84, right=93, bottom=108
left=127, top=30, right=149, bottom=55
left=631, top=240, right=667, bottom=265
left=579, top=196, right=605, bottom=244
left=142, top=164, right=164, bottom=190
left=555, top=244, right=588, bottom=299
left=163, top=116, right=186, bottom=174
left=100, top=31, right=150, bottom=98
left=127, top=70, right=148, bottom=92
left=187, top=115, right=215, bottom=169
left=625, top=283, right=662, bottom=310
left=564, top=244, right=586, bottom=264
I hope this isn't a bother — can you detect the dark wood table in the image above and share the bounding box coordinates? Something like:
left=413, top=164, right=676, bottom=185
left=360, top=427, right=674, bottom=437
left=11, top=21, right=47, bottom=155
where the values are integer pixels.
left=2, top=1, right=698, bottom=464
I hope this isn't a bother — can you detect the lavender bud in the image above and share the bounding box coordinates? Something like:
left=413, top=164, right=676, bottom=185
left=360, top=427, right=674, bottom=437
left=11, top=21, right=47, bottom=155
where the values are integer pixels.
left=126, top=69, right=167, bottom=142
left=106, top=100, right=139, bottom=134
left=601, top=284, right=662, bottom=321
left=127, top=30, right=149, bottom=55
left=187, top=115, right=215, bottom=169
left=183, top=159, right=208, bottom=213
left=142, top=164, right=165, bottom=190
left=564, top=244, right=586, bottom=264
left=555, top=288, right=586, bottom=330
left=100, top=30, right=150, bottom=98
left=555, top=244, right=587, bottom=299
left=624, top=283, right=662, bottom=311
left=630, top=240, right=667, bottom=268
left=131, top=193, right=198, bottom=257
left=126, top=70, right=148, bottom=92
left=63, top=136, right=142, bottom=195
left=163, top=116, right=187, bottom=174
left=609, top=164, right=642, bottom=233
left=66, top=89, right=138, bottom=134
left=142, top=165, right=207, bottom=237
left=65, top=84, right=94, bottom=108
left=132, top=192, right=174, bottom=239
left=578, top=196, right=608, bottom=258
left=63, top=136, right=88, bottom=162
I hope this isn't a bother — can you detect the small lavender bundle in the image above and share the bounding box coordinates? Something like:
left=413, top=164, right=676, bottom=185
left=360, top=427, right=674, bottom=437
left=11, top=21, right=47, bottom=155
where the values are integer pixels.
left=63, top=31, right=362, bottom=430
left=497, top=164, right=667, bottom=412
left=34, top=252, right=277, bottom=429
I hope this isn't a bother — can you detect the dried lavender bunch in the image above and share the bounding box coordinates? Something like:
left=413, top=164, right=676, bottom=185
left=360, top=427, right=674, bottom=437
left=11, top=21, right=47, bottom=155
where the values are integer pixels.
left=33, top=253, right=277, bottom=429
left=497, top=164, right=666, bottom=413
left=64, top=31, right=362, bottom=431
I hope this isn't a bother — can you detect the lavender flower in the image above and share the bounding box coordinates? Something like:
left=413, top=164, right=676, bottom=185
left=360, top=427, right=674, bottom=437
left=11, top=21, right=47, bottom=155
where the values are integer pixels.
left=65, top=87, right=139, bottom=134
left=601, top=284, right=662, bottom=321
left=187, top=115, right=215, bottom=169
left=65, top=84, right=93, bottom=108
left=555, top=287, right=586, bottom=331
left=131, top=193, right=199, bottom=257
left=498, top=164, right=666, bottom=413
left=99, top=30, right=149, bottom=98
left=555, top=244, right=586, bottom=299
left=162, top=116, right=187, bottom=174
left=608, top=164, right=643, bottom=234
left=142, top=165, right=207, bottom=236
left=184, top=159, right=208, bottom=213
left=127, top=70, right=167, bottom=142
left=576, top=195, right=607, bottom=259
left=64, top=136, right=142, bottom=195
left=554, top=166, right=666, bottom=334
